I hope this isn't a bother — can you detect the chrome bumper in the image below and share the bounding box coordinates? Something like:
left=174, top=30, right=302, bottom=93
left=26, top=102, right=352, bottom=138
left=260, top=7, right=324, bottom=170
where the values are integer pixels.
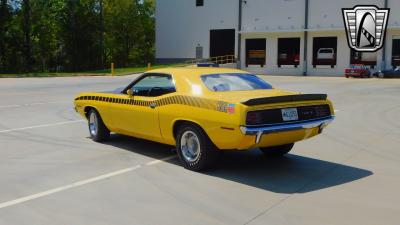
left=239, top=116, right=335, bottom=144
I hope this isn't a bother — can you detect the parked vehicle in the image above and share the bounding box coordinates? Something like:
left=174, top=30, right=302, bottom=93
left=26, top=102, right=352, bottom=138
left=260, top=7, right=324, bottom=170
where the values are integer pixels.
left=392, top=55, right=400, bottom=67
left=278, top=53, right=300, bottom=68
left=351, top=51, right=377, bottom=68
left=373, top=67, right=400, bottom=78
left=74, top=68, right=335, bottom=171
left=314, top=48, right=336, bottom=68
left=246, top=50, right=265, bottom=67
left=317, top=48, right=335, bottom=60
left=345, top=64, right=371, bottom=78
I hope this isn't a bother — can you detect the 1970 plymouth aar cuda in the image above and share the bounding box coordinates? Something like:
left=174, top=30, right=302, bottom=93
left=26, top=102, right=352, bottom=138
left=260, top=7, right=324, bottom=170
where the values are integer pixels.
left=74, top=68, right=334, bottom=171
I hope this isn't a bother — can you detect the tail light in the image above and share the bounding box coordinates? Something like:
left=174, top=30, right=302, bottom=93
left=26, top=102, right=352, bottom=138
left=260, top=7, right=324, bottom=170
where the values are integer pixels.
left=246, top=111, right=261, bottom=125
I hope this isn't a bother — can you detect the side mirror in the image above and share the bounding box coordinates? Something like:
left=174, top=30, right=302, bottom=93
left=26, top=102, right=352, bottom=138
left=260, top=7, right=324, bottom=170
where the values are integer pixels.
left=127, top=89, right=134, bottom=97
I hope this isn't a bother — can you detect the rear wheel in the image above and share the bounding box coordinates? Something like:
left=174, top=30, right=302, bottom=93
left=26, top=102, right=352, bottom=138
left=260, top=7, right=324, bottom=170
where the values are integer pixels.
left=378, top=72, right=384, bottom=78
left=88, top=109, right=110, bottom=142
left=259, top=143, right=294, bottom=157
left=176, top=124, right=219, bottom=171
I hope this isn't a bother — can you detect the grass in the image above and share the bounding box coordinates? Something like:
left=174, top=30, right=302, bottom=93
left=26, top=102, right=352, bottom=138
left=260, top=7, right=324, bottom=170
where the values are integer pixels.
left=0, top=63, right=188, bottom=78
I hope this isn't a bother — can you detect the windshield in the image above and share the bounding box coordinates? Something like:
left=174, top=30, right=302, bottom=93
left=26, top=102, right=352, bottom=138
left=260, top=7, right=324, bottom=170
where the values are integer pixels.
left=201, top=73, right=273, bottom=92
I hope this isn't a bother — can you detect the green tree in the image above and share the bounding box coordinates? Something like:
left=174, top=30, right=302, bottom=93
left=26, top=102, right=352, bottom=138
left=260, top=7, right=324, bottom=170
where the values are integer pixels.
left=32, top=0, right=69, bottom=72
left=60, top=0, right=102, bottom=71
left=0, top=0, right=156, bottom=73
left=22, top=0, right=33, bottom=72
left=0, top=0, right=11, bottom=71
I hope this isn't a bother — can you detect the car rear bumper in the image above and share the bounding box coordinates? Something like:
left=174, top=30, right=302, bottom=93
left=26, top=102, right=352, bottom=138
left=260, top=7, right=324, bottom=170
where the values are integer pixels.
left=239, top=116, right=335, bottom=144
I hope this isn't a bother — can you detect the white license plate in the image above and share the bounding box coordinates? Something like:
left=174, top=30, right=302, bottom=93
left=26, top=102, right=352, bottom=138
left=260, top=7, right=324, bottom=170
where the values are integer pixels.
left=281, top=108, right=299, bottom=121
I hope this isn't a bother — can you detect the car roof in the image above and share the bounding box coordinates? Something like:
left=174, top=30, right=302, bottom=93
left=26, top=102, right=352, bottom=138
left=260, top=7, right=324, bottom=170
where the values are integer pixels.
left=147, top=67, right=247, bottom=78
left=145, top=67, right=251, bottom=95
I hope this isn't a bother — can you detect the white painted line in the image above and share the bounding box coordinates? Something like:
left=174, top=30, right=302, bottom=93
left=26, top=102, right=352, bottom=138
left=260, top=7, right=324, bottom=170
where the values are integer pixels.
left=334, top=109, right=340, bottom=113
left=0, top=155, right=177, bottom=209
left=145, top=155, right=176, bottom=166
left=0, top=120, right=85, bottom=134
left=0, top=165, right=142, bottom=209
left=0, top=104, right=20, bottom=109
left=0, top=101, right=70, bottom=109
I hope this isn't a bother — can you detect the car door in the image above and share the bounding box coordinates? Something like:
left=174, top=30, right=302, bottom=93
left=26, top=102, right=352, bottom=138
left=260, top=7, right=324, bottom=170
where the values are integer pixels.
left=112, top=74, right=176, bottom=142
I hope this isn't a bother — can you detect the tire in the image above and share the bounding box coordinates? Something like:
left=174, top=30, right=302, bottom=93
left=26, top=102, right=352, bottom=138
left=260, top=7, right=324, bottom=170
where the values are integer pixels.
left=378, top=72, right=384, bottom=78
left=259, top=143, right=294, bottom=157
left=88, top=109, right=110, bottom=142
left=345, top=75, right=349, bottom=78
left=176, top=123, right=219, bottom=171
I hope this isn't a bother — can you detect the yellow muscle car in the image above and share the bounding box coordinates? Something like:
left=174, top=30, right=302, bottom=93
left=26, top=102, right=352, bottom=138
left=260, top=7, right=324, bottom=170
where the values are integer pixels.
left=74, top=68, right=334, bottom=171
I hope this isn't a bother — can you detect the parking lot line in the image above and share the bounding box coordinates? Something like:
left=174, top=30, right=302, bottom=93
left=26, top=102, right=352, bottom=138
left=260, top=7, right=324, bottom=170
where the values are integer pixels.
left=145, top=155, right=176, bottom=166
left=0, top=165, right=142, bottom=209
left=0, top=101, right=70, bottom=109
left=0, top=155, right=176, bottom=209
left=0, top=120, right=85, bottom=134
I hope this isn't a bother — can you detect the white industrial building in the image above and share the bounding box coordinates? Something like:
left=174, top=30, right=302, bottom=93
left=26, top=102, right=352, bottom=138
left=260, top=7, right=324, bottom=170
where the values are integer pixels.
left=156, top=0, right=400, bottom=76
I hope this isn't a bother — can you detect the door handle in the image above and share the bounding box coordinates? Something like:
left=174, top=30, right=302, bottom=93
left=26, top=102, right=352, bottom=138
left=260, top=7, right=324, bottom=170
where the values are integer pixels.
left=149, top=103, right=157, bottom=109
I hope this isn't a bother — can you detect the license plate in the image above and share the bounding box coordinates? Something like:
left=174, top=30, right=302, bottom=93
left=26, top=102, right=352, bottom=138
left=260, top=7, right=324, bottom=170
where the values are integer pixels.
left=281, top=108, right=299, bottom=121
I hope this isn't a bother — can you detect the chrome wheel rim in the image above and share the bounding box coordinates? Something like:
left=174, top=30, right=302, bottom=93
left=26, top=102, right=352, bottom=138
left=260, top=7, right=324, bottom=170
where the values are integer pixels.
left=180, top=131, right=200, bottom=163
left=89, top=112, right=98, bottom=136
left=379, top=72, right=384, bottom=78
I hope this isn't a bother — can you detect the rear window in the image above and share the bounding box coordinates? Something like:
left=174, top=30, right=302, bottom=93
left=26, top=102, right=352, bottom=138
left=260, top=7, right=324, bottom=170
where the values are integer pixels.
left=201, top=73, right=273, bottom=92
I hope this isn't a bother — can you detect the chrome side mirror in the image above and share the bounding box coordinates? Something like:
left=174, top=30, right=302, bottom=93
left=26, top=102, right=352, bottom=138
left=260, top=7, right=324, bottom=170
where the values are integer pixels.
left=127, top=89, right=134, bottom=97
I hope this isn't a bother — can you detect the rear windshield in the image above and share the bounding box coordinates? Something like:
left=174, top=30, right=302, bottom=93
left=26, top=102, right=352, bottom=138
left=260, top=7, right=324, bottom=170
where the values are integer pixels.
left=201, top=73, right=273, bottom=92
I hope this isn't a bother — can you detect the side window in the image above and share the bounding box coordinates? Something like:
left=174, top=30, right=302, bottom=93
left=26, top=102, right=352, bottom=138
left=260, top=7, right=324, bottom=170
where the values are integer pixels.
left=131, top=75, right=176, bottom=97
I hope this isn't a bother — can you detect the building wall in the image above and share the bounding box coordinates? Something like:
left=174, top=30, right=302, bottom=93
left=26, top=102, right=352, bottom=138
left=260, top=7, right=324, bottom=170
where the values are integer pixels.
left=308, top=0, right=383, bottom=30
left=240, top=32, right=305, bottom=75
left=241, top=0, right=305, bottom=32
left=388, top=1, right=400, bottom=27
left=156, top=0, right=239, bottom=60
left=156, top=0, right=398, bottom=76
left=306, top=30, right=368, bottom=76
left=384, top=29, right=400, bottom=69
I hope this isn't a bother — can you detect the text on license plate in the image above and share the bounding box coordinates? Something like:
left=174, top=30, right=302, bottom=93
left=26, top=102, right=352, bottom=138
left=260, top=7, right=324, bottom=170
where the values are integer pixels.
left=281, top=108, right=299, bottom=121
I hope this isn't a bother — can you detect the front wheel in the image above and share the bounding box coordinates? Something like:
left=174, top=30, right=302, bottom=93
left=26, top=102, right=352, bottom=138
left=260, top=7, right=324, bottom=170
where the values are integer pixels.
left=259, top=143, right=294, bottom=157
left=378, top=72, right=384, bottom=78
left=176, top=124, right=219, bottom=171
left=88, top=109, right=110, bottom=142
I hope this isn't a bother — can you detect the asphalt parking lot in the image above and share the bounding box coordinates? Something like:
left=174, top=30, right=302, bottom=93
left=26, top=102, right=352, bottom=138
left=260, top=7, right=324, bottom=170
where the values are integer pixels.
left=0, top=74, right=399, bottom=225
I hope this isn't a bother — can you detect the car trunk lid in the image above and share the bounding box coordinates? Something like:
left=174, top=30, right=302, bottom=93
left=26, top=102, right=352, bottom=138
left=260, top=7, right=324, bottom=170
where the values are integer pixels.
left=219, top=89, right=327, bottom=106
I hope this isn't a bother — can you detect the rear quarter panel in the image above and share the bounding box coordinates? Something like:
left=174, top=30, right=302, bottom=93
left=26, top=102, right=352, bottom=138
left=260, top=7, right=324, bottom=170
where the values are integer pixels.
left=158, top=95, right=244, bottom=148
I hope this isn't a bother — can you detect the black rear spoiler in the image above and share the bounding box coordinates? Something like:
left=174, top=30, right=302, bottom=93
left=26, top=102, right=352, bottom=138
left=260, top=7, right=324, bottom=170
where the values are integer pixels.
left=241, top=94, right=327, bottom=106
